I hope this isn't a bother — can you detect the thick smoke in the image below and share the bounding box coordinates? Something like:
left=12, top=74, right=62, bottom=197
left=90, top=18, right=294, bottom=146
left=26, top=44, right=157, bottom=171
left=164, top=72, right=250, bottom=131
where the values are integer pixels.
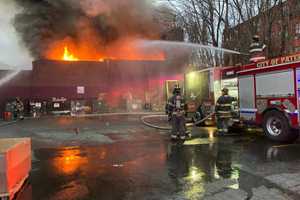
left=13, top=0, right=162, bottom=59
left=0, top=0, right=32, bottom=69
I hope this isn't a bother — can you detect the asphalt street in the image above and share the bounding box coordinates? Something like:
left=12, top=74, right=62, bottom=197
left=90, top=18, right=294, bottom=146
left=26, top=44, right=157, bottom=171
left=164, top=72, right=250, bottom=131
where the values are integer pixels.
left=1, top=115, right=300, bottom=200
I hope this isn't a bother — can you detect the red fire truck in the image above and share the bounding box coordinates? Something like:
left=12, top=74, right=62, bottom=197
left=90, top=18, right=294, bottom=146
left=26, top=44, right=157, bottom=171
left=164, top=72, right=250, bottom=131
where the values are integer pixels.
left=185, top=53, right=300, bottom=142
left=238, top=53, right=300, bottom=142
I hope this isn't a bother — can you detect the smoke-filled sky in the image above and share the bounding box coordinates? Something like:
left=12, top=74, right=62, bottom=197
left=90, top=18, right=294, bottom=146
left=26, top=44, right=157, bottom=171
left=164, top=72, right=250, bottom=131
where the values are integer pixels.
left=0, top=0, right=164, bottom=69
left=11, top=0, right=163, bottom=61
left=0, top=0, right=32, bottom=69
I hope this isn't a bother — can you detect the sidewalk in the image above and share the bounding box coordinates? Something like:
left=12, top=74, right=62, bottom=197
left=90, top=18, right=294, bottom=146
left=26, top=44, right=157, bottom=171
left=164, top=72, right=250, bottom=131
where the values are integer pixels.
left=0, top=120, right=17, bottom=127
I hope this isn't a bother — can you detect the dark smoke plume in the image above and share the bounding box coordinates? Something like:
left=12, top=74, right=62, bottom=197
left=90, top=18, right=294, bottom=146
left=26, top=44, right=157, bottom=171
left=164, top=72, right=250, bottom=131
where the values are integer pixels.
left=13, top=0, right=161, bottom=59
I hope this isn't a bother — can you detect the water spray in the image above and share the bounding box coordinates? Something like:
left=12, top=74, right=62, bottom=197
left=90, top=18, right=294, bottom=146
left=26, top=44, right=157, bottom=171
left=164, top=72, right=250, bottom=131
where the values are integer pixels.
left=137, top=40, right=249, bottom=56
left=0, top=61, right=22, bottom=87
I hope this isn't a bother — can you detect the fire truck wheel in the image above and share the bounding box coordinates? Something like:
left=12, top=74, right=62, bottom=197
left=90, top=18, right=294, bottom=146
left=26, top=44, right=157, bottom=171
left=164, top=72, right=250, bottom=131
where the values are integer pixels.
left=263, top=110, right=298, bottom=142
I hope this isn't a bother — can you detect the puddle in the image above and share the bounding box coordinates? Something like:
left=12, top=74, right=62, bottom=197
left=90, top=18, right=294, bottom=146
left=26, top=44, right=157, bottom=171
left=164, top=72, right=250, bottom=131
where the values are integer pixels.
left=17, top=134, right=284, bottom=199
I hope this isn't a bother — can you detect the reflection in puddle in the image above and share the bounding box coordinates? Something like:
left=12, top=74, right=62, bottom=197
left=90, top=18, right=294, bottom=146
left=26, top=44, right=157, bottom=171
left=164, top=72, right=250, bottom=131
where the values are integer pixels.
left=183, top=166, right=205, bottom=199
left=166, top=138, right=241, bottom=199
left=50, top=181, right=89, bottom=200
left=183, top=138, right=216, bottom=146
left=52, top=147, right=88, bottom=175
left=26, top=134, right=250, bottom=200
left=186, top=166, right=204, bottom=183
left=184, top=128, right=216, bottom=146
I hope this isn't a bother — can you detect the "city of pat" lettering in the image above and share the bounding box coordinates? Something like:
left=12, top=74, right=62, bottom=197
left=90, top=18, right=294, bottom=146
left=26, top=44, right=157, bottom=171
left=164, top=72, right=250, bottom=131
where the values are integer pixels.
left=257, top=54, right=300, bottom=68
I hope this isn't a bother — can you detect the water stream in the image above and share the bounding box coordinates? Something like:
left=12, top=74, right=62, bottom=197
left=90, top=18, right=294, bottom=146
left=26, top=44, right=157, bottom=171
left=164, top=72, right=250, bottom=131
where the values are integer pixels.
left=138, top=39, right=246, bottom=55
left=0, top=70, right=21, bottom=85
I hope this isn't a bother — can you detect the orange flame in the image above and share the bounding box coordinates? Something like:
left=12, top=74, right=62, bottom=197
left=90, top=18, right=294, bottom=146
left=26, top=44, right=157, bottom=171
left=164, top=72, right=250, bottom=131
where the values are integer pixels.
left=63, top=46, right=79, bottom=61
left=48, top=39, right=165, bottom=62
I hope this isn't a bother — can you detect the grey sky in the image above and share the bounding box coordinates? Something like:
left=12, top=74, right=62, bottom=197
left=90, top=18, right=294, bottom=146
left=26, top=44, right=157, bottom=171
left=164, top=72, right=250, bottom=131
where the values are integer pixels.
left=0, top=0, right=32, bottom=70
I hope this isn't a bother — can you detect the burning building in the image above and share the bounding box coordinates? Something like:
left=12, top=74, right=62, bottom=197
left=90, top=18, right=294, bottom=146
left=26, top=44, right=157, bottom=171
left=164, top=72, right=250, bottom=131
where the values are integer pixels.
left=30, top=58, right=184, bottom=112
left=0, top=0, right=188, bottom=116
left=0, top=43, right=186, bottom=115
left=0, top=56, right=185, bottom=115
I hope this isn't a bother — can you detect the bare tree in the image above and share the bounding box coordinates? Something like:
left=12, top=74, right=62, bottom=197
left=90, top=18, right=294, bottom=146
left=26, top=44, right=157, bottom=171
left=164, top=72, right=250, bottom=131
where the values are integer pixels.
left=162, top=0, right=298, bottom=66
left=223, top=0, right=287, bottom=61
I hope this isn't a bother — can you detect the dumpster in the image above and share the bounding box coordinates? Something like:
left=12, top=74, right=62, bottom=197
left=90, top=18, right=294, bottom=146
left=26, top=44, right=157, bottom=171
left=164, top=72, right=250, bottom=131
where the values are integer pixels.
left=0, top=138, right=31, bottom=200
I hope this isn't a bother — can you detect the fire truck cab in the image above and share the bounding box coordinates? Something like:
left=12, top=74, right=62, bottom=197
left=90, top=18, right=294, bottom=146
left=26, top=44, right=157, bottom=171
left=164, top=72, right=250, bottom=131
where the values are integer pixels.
left=238, top=53, right=300, bottom=142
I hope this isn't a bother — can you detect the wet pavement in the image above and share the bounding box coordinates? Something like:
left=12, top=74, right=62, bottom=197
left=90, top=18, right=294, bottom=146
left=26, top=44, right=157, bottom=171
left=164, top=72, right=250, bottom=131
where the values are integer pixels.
left=1, top=115, right=300, bottom=199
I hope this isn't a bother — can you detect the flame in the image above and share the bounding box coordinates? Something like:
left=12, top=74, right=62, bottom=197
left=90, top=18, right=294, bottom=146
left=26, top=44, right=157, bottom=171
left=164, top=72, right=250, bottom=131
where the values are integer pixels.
left=63, top=46, right=79, bottom=61
left=47, top=39, right=165, bottom=62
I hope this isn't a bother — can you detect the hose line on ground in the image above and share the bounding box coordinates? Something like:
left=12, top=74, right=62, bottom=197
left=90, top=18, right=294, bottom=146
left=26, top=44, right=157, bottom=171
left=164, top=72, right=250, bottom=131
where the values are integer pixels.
left=187, top=112, right=215, bottom=126
left=141, top=112, right=215, bottom=130
left=140, top=115, right=171, bottom=130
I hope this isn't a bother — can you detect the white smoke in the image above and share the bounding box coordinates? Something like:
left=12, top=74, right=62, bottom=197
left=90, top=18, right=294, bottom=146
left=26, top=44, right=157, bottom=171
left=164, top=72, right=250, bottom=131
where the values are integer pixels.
left=0, top=0, right=32, bottom=70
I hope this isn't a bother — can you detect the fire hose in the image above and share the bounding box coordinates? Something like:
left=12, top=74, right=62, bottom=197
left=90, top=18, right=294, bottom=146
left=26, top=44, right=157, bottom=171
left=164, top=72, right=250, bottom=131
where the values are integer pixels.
left=141, top=112, right=215, bottom=130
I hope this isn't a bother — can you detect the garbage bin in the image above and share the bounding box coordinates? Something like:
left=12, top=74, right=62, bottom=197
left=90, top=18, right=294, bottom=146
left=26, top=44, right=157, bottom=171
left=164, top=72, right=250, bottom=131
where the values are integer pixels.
left=3, top=112, right=12, bottom=121
left=4, top=101, right=15, bottom=121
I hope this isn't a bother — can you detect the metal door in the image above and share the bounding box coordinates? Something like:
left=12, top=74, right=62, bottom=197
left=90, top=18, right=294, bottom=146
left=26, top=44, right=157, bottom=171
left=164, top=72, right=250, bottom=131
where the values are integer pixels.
left=238, top=75, right=256, bottom=121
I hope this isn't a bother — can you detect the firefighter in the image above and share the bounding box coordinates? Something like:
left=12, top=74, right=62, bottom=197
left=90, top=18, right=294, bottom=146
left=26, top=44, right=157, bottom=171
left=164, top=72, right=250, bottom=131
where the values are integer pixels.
left=215, top=88, right=236, bottom=135
left=15, top=97, right=24, bottom=120
left=249, top=35, right=266, bottom=63
left=167, top=85, right=187, bottom=140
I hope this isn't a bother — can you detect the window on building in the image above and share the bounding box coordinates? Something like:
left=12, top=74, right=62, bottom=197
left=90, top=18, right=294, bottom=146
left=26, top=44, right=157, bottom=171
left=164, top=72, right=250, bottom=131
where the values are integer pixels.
left=295, top=47, right=300, bottom=53
left=296, top=23, right=300, bottom=35
left=283, top=4, right=289, bottom=17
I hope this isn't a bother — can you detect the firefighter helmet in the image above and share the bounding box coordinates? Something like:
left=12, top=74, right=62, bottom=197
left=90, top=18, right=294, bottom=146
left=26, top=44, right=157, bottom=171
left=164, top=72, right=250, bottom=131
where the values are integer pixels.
left=252, top=35, right=260, bottom=42
left=222, top=88, right=229, bottom=95
left=173, top=84, right=181, bottom=95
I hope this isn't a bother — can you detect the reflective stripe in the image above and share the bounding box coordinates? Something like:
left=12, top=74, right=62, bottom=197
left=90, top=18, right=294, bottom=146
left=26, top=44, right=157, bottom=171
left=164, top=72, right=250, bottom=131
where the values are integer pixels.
left=240, top=108, right=257, bottom=113
left=218, top=129, right=228, bottom=132
left=250, top=56, right=266, bottom=62
left=250, top=48, right=264, bottom=53
left=171, top=135, right=178, bottom=139
left=284, top=109, right=299, bottom=114
left=250, top=42, right=260, bottom=47
left=217, top=111, right=231, bottom=114
left=216, top=104, right=232, bottom=107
